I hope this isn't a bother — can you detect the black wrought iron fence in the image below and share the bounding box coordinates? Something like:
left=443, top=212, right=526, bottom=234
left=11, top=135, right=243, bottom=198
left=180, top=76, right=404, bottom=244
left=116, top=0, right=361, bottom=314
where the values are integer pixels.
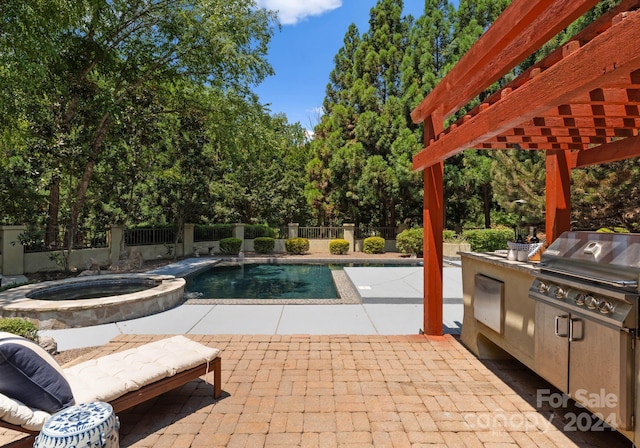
left=298, top=227, right=344, bottom=239
left=275, top=227, right=288, bottom=239
left=356, top=227, right=397, bottom=240
left=193, top=225, right=233, bottom=242
left=20, top=227, right=107, bottom=253
left=124, top=227, right=179, bottom=246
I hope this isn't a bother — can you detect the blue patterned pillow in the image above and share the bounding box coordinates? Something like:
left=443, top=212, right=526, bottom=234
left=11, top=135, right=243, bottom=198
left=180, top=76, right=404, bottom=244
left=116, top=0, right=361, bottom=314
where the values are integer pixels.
left=0, top=332, right=75, bottom=413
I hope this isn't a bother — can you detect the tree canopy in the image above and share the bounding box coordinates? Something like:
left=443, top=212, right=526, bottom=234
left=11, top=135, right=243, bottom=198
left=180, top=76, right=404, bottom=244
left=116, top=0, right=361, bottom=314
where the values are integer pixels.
left=2, top=0, right=637, bottom=240
left=1, top=0, right=309, bottom=239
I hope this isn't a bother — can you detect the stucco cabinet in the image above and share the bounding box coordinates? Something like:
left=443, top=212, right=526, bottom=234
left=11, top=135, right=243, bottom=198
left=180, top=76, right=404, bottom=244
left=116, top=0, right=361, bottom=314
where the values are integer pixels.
left=459, top=252, right=538, bottom=369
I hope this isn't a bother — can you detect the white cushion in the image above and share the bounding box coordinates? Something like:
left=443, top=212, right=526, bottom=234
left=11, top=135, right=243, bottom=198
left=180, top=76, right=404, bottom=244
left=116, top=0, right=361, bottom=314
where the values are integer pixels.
left=64, top=335, right=220, bottom=404
left=0, top=392, right=51, bottom=431
left=1, top=335, right=220, bottom=431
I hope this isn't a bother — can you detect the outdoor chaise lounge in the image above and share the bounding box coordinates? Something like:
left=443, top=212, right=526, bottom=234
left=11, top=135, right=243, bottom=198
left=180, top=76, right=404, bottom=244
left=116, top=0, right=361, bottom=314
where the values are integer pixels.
left=0, top=334, right=222, bottom=448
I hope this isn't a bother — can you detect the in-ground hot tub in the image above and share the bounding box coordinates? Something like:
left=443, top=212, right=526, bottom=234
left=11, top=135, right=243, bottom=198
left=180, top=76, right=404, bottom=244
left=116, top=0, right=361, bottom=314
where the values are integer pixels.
left=0, top=274, right=185, bottom=329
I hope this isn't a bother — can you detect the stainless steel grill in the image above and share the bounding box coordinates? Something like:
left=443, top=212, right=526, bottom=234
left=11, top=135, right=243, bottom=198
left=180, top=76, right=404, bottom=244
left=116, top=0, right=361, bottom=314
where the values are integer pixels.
left=529, top=231, right=639, bottom=432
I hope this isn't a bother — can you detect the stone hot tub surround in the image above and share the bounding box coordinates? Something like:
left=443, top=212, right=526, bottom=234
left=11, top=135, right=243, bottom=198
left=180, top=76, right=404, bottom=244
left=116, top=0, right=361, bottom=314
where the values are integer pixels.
left=0, top=274, right=185, bottom=329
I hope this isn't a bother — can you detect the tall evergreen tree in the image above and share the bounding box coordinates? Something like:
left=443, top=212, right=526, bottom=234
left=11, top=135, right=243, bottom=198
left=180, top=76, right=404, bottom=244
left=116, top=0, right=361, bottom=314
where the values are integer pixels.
left=441, top=0, right=510, bottom=230
left=309, top=0, right=423, bottom=228
left=491, top=150, right=546, bottom=228
left=400, top=0, right=454, bottom=115
left=572, top=160, right=640, bottom=232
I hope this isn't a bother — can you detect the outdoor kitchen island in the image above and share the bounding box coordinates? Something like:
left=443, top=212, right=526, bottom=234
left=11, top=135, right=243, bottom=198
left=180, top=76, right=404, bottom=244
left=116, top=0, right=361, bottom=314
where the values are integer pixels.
left=460, top=232, right=640, bottom=442
left=459, top=251, right=538, bottom=369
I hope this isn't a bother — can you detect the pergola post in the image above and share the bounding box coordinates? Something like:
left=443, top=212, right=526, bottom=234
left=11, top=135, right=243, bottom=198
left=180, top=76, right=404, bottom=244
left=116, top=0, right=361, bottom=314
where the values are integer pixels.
left=422, top=113, right=444, bottom=336
left=423, top=164, right=444, bottom=335
left=545, top=150, right=572, bottom=242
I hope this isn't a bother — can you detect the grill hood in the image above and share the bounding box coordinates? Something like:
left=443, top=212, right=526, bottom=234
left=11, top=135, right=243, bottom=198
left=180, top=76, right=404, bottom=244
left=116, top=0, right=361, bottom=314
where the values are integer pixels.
left=540, top=231, right=640, bottom=291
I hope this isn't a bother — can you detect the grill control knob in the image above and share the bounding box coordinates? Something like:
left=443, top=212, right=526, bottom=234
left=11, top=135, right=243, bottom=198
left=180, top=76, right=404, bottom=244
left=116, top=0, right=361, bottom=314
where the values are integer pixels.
left=575, top=293, right=586, bottom=306
left=584, top=295, right=600, bottom=309
left=553, top=287, right=568, bottom=299
left=598, top=301, right=615, bottom=314
left=537, top=281, right=550, bottom=294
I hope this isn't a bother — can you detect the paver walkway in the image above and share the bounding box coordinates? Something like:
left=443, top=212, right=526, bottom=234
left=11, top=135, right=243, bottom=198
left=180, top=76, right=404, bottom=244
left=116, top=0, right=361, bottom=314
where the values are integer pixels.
left=3, top=334, right=629, bottom=447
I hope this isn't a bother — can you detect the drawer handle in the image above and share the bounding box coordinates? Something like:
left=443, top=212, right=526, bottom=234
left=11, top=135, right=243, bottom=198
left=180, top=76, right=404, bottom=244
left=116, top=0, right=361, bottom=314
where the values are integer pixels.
left=569, top=318, right=583, bottom=342
left=554, top=315, right=569, bottom=337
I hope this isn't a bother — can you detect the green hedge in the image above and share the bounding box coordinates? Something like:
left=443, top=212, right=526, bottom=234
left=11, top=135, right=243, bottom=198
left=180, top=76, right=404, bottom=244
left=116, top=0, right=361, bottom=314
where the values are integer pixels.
left=442, top=229, right=456, bottom=241
left=253, top=237, right=275, bottom=253
left=0, top=318, right=39, bottom=342
left=245, top=224, right=278, bottom=239
left=329, top=239, right=350, bottom=255
left=396, top=227, right=512, bottom=253
left=396, top=228, right=423, bottom=256
left=219, top=237, right=242, bottom=255
left=285, top=237, right=309, bottom=255
left=462, top=228, right=514, bottom=252
left=363, top=236, right=385, bottom=254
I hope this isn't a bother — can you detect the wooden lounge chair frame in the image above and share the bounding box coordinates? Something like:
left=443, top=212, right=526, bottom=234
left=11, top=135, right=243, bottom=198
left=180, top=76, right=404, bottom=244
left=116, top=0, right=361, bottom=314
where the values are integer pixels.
left=1, top=356, right=221, bottom=448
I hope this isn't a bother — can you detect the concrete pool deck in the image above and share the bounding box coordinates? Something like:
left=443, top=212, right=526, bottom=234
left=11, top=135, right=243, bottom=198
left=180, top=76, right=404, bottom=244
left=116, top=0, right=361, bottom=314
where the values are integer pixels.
left=40, top=257, right=464, bottom=351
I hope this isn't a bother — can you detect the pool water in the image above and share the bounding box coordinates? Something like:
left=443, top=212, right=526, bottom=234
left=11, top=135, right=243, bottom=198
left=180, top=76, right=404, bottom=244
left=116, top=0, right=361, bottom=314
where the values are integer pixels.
left=28, top=280, right=157, bottom=301
left=186, top=264, right=339, bottom=299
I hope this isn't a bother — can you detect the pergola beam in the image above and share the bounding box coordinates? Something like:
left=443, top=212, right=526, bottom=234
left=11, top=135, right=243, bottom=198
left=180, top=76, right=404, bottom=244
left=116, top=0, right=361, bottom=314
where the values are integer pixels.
left=413, top=10, right=640, bottom=171
left=571, top=134, right=640, bottom=168
left=411, top=0, right=601, bottom=124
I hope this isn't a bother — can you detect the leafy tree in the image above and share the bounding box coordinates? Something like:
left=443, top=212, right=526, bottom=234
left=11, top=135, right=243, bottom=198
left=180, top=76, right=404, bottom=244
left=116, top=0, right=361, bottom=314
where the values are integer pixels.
left=207, top=100, right=311, bottom=226
left=443, top=151, right=495, bottom=231
left=1, top=0, right=276, bottom=241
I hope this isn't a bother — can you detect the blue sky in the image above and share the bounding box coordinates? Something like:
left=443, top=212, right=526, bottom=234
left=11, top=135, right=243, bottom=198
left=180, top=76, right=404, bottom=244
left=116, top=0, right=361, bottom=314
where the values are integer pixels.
left=254, top=1, right=426, bottom=130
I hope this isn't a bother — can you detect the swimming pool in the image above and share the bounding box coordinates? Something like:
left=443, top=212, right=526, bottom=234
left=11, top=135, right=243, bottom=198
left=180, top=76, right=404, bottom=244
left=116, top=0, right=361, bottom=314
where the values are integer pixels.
left=186, top=263, right=339, bottom=300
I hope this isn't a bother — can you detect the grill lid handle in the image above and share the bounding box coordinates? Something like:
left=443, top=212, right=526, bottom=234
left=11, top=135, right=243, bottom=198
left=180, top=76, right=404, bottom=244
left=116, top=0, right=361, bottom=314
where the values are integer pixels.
left=539, top=265, right=638, bottom=289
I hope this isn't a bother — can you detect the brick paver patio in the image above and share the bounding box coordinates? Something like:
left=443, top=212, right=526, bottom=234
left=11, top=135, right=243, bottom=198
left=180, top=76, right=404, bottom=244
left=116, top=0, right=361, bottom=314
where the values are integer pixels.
left=1, top=334, right=631, bottom=447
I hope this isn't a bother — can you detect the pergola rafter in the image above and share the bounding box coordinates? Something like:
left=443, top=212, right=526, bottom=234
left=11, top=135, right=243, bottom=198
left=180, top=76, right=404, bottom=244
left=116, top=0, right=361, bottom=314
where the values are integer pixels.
left=410, top=0, right=640, bottom=335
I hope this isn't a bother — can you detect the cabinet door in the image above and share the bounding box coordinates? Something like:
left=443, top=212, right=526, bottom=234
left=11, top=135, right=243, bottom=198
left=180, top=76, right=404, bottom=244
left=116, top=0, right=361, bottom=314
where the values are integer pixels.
left=569, top=318, right=632, bottom=430
left=534, top=301, right=569, bottom=393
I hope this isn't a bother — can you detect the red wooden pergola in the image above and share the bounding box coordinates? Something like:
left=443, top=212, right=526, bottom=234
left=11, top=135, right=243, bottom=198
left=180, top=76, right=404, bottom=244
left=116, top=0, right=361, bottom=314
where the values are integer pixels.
left=411, top=0, right=640, bottom=335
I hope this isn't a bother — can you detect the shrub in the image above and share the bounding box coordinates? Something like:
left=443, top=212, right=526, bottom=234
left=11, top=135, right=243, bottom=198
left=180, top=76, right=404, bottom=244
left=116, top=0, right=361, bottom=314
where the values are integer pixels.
left=396, top=228, right=423, bottom=256
left=329, top=239, right=350, bottom=255
left=219, top=237, right=242, bottom=255
left=285, top=237, right=309, bottom=255
left=245, top=224, right=278, bottom=239
left=0, top=318, right=39, bottom=342
left=462, top=227, right=513, bottom=252
left=253, top=237, right=275, bottom=253
left=363, top=236, right=385, bottom=254
left=442, top=229, right=456, bottom=241
left=443, top=230, right=468, bottom=243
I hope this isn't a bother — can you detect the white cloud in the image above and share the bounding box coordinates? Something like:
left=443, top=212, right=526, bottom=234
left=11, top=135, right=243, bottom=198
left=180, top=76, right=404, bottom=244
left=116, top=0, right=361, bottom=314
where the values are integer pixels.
left=257, top=0, right=342, bottom=25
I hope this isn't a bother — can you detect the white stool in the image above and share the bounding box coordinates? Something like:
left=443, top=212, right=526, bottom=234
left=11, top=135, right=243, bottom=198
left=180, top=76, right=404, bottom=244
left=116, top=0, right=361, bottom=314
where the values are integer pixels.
left=34, top=401, right=119, bottom=447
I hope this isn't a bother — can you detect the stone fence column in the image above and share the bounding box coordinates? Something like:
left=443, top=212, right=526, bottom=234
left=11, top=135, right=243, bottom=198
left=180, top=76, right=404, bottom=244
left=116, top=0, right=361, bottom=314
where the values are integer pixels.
left=0, top=225, right=27, bottom=276
left=287, top=223, right=299, bottom=239
left=183, top=223, right=195, bottom=257
left=107, top=224, right=124, bottom=266
left=232, top=223, right=245, bottom=251
left=343, top=223, right=355, bottom=252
